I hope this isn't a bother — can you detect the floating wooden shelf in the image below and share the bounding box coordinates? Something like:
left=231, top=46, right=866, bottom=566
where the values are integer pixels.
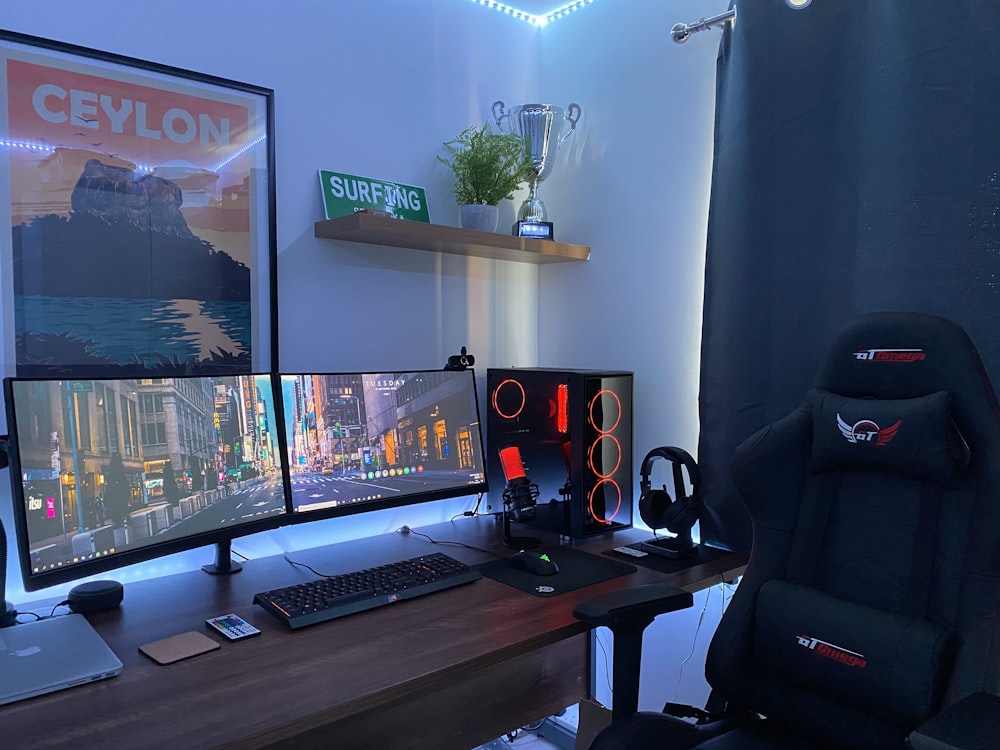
left=314, top=213, right=590, bottom=264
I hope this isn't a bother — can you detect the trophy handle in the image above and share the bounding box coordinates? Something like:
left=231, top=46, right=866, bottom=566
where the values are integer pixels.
left=558, top=103, right=581, bottom=147
left=492, top=100, right=507, bottom=130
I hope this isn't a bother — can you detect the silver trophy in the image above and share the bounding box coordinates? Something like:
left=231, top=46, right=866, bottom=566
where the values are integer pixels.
left=493, top=100, right=581, bottom=224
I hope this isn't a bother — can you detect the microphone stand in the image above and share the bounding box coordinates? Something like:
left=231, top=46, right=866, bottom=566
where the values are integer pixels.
left=501, top=478, right=541, bottom=549
left=502, top=502, right=541, bottom=549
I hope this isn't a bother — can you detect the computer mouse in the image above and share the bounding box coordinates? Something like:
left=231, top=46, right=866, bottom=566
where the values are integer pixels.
left=510, top=551, right=560, bottom=576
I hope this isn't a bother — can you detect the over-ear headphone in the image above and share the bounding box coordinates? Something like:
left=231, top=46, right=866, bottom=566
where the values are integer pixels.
left=638, top=446, right=702, bottom=534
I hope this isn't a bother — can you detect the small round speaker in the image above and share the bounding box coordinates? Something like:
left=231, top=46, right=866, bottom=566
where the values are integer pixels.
left=68, top=580, right=124, bottom=614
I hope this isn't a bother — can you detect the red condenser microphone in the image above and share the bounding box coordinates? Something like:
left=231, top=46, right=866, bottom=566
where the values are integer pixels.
left=499, top=446, right=539, bottom=521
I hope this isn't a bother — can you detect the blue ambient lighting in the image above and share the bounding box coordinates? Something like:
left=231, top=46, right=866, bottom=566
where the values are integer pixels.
left=0, top=138, right=158, bottom=173
left=0, top=138, right=54, bottom=153
left=211, top=134, right=266, bottom=173
left=472, top=0, right=597, bottom=27
left=0, top=135, right=259, bottom=177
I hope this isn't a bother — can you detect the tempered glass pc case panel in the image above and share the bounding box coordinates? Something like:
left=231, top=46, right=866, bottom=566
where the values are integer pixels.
left=487, top=368, right=633, bottom=538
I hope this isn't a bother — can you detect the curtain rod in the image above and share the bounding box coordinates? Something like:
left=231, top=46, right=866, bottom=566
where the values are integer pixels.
left=671, top=8, right=737, bottom=44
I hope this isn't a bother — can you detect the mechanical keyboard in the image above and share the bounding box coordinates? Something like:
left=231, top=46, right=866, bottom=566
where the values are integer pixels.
left=253, top=551, right=482, bottom=629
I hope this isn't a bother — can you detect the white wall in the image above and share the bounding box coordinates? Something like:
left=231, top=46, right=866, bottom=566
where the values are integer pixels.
left=537, top=0, right=727, bottom=456
left=534, top=0, right=730, bottom=713
left=0, top=0, right=730, bottom=716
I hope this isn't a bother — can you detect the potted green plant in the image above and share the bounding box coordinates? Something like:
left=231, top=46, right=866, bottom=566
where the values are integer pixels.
left=438, top=123, right=533, bottom=232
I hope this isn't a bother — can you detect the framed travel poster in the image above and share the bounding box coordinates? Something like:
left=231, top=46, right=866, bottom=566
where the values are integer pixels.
left=0, top=29, right=276, bottom=377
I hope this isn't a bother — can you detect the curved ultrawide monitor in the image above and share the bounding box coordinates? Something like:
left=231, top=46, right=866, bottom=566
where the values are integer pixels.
left=4, top=374, right=288, bottom=591
left=280, top=369, right=487, bottom=521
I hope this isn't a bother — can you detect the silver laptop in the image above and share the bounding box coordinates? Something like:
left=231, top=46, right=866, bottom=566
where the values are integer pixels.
left=0, top=613, right=123, bottom=705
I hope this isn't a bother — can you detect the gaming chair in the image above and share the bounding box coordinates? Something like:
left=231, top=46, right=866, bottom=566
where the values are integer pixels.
left=574, top=312, right=1000, bottom=749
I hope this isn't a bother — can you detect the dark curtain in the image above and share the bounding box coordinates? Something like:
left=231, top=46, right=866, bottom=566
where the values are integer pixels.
left=698, top=0, right=1000, bottom=552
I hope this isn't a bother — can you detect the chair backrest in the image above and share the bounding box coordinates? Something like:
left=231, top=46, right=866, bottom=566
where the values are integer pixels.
left=705, top=312, right=1000, bottom=749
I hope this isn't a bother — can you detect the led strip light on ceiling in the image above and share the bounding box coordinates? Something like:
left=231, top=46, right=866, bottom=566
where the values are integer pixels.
left=471, top=0, right=597, bottom=27
left=1, top=3, right=600, bottom=162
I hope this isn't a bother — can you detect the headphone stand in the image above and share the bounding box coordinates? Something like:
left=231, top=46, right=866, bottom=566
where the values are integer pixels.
left=638, top=446, right=703, bottom=560
left=501, top=507, right=541, bottom=550
left=640, top=529, right=697, bottom=560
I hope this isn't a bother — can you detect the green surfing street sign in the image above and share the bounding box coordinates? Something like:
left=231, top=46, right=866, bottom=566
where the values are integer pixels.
left=319, top=170, right=430, bottom=222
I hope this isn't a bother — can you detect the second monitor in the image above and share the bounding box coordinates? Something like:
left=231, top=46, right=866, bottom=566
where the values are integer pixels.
left=280, top=369, right=488, bottom=521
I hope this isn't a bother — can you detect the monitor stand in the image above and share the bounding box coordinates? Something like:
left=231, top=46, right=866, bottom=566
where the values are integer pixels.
left=1, top=601, right=14, bottom=628
left=201, top=539, right=244, bottom=575
left=1, top=512, right=17, bottom=626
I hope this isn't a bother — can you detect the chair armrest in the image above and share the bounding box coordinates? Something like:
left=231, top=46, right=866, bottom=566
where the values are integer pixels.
left=572, top=583, right=693, bottom=629
left=909, top=692, right=1000, bottom=750
left=572, top=583, right=694, bottom=722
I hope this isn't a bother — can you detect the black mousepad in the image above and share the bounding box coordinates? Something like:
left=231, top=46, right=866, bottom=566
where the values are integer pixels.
left=603, top=541, right=732, bottom=574
left=477, top=546, right=636, bottom=597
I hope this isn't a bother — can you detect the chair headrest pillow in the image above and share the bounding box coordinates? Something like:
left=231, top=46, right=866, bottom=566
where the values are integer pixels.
left=808, top=389, right=969, bottom=483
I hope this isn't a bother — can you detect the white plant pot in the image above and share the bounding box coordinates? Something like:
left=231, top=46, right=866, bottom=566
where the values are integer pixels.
left=460, top=204, right=500, bottom=233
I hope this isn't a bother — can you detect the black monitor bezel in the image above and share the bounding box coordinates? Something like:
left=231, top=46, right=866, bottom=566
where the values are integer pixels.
left=278, top=368, right=489, bottom=527
left=4, top=373, right=290, bottom=592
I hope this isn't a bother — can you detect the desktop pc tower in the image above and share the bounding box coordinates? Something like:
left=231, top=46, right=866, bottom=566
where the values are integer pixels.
left=486, top=368, right=633, bottom=539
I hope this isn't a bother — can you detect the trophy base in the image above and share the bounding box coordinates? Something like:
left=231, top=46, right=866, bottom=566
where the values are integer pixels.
left=512, top=221, right=554, bottom=240
left=517, top=196, right=547, bottom=223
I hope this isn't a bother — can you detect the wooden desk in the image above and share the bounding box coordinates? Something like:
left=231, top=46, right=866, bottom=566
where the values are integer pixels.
left=2, top=518, right=745, bottom=749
